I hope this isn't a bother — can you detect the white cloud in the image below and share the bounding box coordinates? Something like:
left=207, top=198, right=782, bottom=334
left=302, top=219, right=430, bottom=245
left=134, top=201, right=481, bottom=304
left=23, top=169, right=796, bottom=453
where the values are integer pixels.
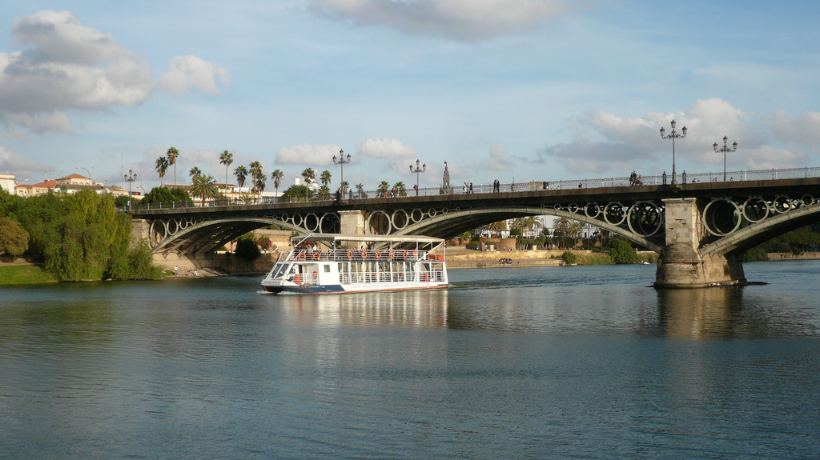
left=0, top=10, right=228, bottom=134
left=309, top=0, right=569, bottom=41
left=0, top=145, right=52, bottom=178
left=357, top=137, right=415, bottom=158
left=485, top=144, right=526, bottom=172
left=536, top=98, right=805, bottom=174
left=159, top=55, right=229, bottom=95
left=277, top=144, right=341, bottom=165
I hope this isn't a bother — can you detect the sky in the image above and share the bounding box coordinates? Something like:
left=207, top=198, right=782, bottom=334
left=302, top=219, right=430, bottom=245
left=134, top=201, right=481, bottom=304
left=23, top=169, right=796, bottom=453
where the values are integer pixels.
left=1, top=0, right=819, bottom=192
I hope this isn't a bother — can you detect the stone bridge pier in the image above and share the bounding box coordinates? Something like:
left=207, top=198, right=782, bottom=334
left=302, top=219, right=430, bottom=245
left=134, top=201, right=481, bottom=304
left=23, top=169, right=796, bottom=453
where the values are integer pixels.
left=655, top=198, right=745, bottom=288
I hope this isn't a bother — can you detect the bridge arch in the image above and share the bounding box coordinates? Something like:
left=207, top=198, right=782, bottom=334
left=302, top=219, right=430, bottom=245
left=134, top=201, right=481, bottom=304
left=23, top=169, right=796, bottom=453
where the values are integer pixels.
left=701, top=203, right=820, bottom=256
left=392, top=207, right=663, bottom=252
left=152, top=217, right=306, bottom=255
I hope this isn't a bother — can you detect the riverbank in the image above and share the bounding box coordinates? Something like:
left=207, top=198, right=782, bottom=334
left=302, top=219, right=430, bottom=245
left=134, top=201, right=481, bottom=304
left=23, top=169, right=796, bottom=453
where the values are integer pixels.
left=0, top=262, right=59, bottom=285
left=443, top=247, right=657, bottom=269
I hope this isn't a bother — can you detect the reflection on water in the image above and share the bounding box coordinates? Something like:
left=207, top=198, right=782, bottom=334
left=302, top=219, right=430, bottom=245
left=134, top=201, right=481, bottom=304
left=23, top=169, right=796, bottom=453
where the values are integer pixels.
left=273, top=289, right=449, bottom=328
left=656, top=288, right=741, bottom=337
left=1, top=262, right=819, bottom=458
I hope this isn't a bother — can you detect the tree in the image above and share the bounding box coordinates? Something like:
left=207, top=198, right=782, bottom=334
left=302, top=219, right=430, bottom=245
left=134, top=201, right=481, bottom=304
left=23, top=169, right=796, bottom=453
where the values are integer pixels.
left=281, top=184, right=312, bottom=201
left=393, top=181, right=407, bottom=197
left=189, top=166, right=202, bottom=180
left=155, top=156, right=169, bottom=186
left=271, top=169, right=284, bottom=197
left=317, top=185, right=331, bottom=200
left=355, top=183, right=367, bottom=199
left=609, top=237, right=639, bottom=264
left=339, top=180, right=349, bottom=195
left=219, top=150, right=233, bottom=190
left=301, top=168, right=316, bottom=186
left=142, top=187, right=192, bottom=207
left=0, top=217, right=29, bottom=257
left=320, top=169, right=332, bottom=187
left=234, top=165, right=248, bottom=188
left=166, top=146, right=179, bottom=185
left=377, top=181, right=390, bottom=197
left=190, top=174, right=218, bottom=205
left=249, top=161, right=265, bottom=196
left=234, top=236, right=261, bottom=260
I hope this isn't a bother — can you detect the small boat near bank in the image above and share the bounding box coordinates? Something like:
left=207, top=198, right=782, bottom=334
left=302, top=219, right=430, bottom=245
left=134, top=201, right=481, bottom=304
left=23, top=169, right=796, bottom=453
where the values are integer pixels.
left=261, top=234, right=448, bottom=295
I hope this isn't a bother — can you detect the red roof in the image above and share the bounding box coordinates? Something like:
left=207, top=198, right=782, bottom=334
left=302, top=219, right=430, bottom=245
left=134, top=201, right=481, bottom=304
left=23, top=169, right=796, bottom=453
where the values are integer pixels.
left=56, top=173, right=90, bottom=181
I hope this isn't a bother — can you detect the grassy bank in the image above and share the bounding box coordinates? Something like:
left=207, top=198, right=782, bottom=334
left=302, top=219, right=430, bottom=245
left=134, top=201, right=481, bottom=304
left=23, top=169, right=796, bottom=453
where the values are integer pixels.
left=0, top=264, right=59, bottom=285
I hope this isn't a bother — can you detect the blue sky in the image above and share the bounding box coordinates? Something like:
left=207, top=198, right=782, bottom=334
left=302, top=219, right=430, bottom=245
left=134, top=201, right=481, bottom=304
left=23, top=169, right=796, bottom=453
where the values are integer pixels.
left=1, top=0, right=819, bottom=191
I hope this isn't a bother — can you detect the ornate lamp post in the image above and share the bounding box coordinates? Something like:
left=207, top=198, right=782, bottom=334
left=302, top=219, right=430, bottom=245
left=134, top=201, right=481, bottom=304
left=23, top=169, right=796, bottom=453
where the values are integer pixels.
left=409, top=159, right=426, bottom=196
left=713, top=136, right=738, bottom=181
left=332, top=148, right=351, bottom=191
left=123, top=168, right=137, bottom=210
left=660, top=120, right=687, bottom=186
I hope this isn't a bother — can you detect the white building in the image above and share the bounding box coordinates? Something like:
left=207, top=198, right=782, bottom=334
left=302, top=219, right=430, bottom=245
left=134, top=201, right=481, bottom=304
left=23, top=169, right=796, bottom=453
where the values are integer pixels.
left=0, top=173, right=14, bottom=195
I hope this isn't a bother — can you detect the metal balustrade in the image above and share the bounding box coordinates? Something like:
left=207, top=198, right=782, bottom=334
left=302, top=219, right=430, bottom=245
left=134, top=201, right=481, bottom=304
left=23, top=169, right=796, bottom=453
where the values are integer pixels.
left=131, top=166, right=820, bottom=211
left=288, top=249, right=430, bottom=262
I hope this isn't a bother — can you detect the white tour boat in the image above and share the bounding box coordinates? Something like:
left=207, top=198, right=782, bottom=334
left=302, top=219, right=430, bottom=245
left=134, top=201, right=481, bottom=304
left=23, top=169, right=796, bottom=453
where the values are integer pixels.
left=261, top=234, right=448, bottom=295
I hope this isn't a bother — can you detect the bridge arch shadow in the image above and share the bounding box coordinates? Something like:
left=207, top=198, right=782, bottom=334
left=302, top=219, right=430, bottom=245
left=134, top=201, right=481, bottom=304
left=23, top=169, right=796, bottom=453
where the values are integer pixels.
left=152, top=217, right=306, bottom=255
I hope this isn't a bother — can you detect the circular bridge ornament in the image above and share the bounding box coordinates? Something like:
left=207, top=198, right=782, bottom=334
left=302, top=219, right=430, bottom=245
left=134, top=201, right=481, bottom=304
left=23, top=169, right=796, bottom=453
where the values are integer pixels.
left=584, top=203, right=601, bottom=219
left=702, top=198, right=742, bottom=237
left=741, top=197, right=769, bottom=223
left=626, top=201, right=663, bottom=237
left=772, top=195, right=794, bottom=214
left=390, top=209, right=410, bottom=230
left=603, top=202, right=627, bottom=226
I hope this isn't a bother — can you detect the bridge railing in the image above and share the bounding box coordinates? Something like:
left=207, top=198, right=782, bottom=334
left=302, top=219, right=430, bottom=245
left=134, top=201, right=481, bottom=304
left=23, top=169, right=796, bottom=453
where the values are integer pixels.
left=130, top=166, right=820, bottom=211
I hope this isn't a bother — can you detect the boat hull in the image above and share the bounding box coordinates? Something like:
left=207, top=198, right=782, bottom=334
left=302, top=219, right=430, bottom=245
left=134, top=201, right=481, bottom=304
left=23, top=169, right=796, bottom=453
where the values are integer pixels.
left=261, top=281, right=448, bottom=295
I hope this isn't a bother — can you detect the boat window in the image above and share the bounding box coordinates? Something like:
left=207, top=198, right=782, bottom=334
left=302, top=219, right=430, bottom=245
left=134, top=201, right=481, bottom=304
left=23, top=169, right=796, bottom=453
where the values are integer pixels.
left=323, top=264, right=331, bottom=273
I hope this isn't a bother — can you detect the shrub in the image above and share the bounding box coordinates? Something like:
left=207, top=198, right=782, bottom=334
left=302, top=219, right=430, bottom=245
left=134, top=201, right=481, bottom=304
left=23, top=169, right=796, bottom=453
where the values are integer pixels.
left=608, top=238, right=640, bottom=264
left=561, top=251, right=577, bottom=265
left=0, top=217, right=29, bottom=257
left=235, top=238, right=261, bottom=260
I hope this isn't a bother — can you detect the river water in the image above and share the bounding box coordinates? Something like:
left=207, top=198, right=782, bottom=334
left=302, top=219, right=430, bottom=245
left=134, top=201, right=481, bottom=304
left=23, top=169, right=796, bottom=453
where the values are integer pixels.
left=1, top=261, right=819, bottom=458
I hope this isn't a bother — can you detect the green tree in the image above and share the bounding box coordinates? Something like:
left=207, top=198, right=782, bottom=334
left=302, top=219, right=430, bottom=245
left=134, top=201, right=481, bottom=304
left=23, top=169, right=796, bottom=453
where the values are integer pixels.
left=317, top=185, right=331, bottom=200
left=234, top=165, right=248, bottom=188
left=0, top=217, right=29, bottom=257
left=166, top=146, right=179, bottom=185
left=281, top=184, right=313, bottom=201
left=219, top=150, right=233, bottom=190
left=301, top=168, right=316, bottom=186
left=142, top=187, right=192, bottom=207
left=155, top=156, right=169, bottom=186
left=234, top=236, right=261, bottom=260
left=320, top=169, right=332, bottom=187
left=249, top=161, right=265, bottom=195
left=377, top=181, right=390, bottom=197
left=190, top=174, right=218, bottom=205
left=393, top=181, right=407, bottom=197
left=189, top=166, right=202, bottom=180
left=608, top=237, right=639, bottom=264
left=271, top=169, right=284, bottom=197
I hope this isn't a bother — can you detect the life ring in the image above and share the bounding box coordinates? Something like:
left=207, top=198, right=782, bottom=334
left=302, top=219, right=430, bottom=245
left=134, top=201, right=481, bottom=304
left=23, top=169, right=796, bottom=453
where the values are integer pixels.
left=388, top=250, right=395, bottom=260
left=297, top=251, right=306, bottom=261
left=402, top=250, right=408, bottom=259
left=421, top=273, right=429, bottom=282
left=347, top=249, right=353, bottom=260
left=294, top=274, right=302, bottom=284
left=360, top=249, right=368, bottom=259
left=374, top=250, right=382, bottom=260
left=312, top=252, right=320, bottom=261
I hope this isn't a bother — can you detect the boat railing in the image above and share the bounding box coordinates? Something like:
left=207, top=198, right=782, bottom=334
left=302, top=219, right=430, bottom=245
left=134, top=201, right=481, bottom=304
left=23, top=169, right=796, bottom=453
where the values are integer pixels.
left=290, top=248, right=436, bottom=262
left=338, top=270, right=446, bottom=284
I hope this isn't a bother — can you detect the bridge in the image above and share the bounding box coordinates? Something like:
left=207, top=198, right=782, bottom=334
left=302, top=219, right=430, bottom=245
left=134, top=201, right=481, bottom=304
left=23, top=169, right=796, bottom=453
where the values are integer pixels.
left=130, top=167, right=820, bottom=288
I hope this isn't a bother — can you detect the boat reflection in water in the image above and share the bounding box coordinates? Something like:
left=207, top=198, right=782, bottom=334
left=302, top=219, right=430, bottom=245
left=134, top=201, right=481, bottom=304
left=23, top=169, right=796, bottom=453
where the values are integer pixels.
left=273, top=289, right=449, bottom=329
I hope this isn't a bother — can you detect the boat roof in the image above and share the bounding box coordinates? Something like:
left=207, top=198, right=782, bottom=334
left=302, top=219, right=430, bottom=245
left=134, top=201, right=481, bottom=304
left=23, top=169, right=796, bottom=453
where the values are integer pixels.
left=294, top=233, right=444, bottom=244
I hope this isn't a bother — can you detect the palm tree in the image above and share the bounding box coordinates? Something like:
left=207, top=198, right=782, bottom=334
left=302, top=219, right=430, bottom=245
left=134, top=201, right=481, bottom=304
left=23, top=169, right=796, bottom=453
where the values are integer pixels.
left=249, top=161, right=264, bottom=196
left=190, top=174, right=218, bottom=205
left=393, top=181, right=407, bottom=197
left=355, top=183, right=366, bottom=199
left=377, top=181, right=390, bottom=198
left=219, top=150, right=233, bottom=191
left=189, top=166, right=202, bottom=180
left=339, top=180, right=349, bottom=195
left=166, top=147, right=179, bottom=185
left=271, top=169, right=284, bottom=197
left=320, top=169, right=332, bottom=187
left=234, top=165, right=248, bottom=188
left=317, top=185, right=331, bottom=200
left=301, top=168, right=316, bottom=186
left=155, top=156, right=169, bottom=186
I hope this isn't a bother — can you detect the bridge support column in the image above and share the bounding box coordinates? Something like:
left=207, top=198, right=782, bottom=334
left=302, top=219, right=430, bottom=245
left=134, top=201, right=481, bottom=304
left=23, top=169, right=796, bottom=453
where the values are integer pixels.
left=339, top=210, right=366, bottom=236
left=655, top=198, right=746, bottom=288
left=130, top=218, right=150, bottom=248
